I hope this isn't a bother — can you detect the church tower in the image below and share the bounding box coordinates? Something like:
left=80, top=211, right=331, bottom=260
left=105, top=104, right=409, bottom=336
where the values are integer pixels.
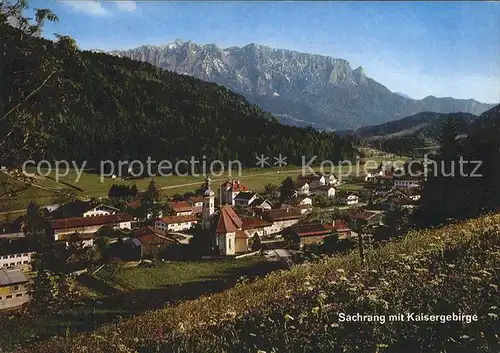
left=202, top=176, right=215, bottom=230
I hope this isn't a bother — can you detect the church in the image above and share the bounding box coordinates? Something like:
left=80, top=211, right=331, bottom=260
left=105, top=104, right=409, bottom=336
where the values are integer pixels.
left=201, top=176, right=301, bottom=256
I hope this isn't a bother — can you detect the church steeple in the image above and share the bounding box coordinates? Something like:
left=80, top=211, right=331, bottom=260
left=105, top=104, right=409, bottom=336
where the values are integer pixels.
left=202, top=176, right=215, bottom=230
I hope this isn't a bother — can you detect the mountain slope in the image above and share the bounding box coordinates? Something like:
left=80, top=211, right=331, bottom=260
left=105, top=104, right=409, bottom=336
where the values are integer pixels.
left=113, top=41, right=495, bottom=129
left=357, top=111, right=478, bottom=140
left=2, top=32, right=354, bottom=167
left=356, top=106, right=499, bottom=157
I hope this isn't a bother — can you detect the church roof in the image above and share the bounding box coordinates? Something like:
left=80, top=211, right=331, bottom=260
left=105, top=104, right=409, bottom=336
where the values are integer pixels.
left=221, top=179, right=249, bottom=192
left=216, top=205, right=242, bottom=233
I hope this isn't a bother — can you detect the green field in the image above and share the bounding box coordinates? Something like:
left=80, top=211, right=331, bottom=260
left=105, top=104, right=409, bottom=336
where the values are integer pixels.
left=0, top=257, right=281, bottom=349
left=0, top=154, right=407, bottom=213
left=95, top=258, right=270, bottom=291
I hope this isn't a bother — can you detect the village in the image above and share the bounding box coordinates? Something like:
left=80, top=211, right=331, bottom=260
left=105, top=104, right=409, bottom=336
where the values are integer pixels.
left=0, top=159, right=425, bottom=313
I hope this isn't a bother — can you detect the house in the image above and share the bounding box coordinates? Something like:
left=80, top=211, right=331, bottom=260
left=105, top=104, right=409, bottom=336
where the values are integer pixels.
left=57, top=233, right=96, bottom=248
left=130, top=226, right=179, bottom=259
left=83, top=204, right=120, bottom=217
left=386, top=187, right=421, bottom=202
left=233, top=192, right=260, bottom=208
left=293, top=180, right=310, bottom=196
left=350, top=210, right=382, bottom=227
left=155, top=215, right=198, bottom=233
left=287, top=223, right=332, bottom=247
left=0, top=268, right=30, bottom=311
left=310, top=184, right=336, bottom=198
left=298, top=173, right=339, bottom=186
left=262, top=208, right=302, bottom=234
left=248, top=197, right=273, bottom=211
left=219, top=179, right=250, bottom=206
left=393, top=175, right=423, bottom=189
left=0, top=239, right=34, bottom=271
left=51, top=214, right=133, bottom=241
left=187, top=196, right=204, bottom=214
left=336, top=192, right=359, bottom=206
left=48, top=200, right=99, bottom=219
left=281, top=196, right=313, bottom=210
left=241, top=217, right=274, bottom=239
left=324, top=220, right=352, bottom=239
left=168, top=201, right=193, bottom=216
left=0, top=252, right=34, bottom=271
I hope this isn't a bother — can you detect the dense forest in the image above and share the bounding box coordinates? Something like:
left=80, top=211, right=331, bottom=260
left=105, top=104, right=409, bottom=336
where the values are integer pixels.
left=1, top=15, right=356, bottom=169
left=356, top=112, right=479, bottom=157
left=414, top=105, right=500, bottom=226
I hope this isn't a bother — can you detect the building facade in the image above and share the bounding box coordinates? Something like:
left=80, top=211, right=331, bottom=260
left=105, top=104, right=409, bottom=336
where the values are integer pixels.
left=0, top=268, right=30, bottom=311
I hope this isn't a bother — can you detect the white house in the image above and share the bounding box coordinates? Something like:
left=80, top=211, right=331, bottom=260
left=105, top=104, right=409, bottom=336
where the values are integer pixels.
left=0, top=268, right=30, bottom=311
left=233, top=192, right=260, bottom=208
left=262, top=208, right=302, bottom=234
left=394, top=177, right=422, bottom=189
left=311, top=184, right=336, bottom=198
left=51, top=214, right=133, bottom=241
left=248, top=198, right=273, bottom=211
left=294, top=180, right=310, bottom=196
left=219, top=179, right=250, bottom=206
left=281, top=197, right=312, bottom=209
left=337, top=192, right=359, bottom=206
left=83, top=204, right=120, bottom=218
left=155, top=215, right=198, bottom=233
left=0, top=252, right=34, bottom=271
left=346, top=194, right=359, bottom=205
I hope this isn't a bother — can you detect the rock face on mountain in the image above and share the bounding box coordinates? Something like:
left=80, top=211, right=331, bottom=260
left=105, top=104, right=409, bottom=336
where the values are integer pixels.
left=113, top=40, right=495, bottom=129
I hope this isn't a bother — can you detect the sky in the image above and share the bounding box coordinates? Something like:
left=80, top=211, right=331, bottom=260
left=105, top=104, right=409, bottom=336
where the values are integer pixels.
left=30, top=1, right=500, bottom=103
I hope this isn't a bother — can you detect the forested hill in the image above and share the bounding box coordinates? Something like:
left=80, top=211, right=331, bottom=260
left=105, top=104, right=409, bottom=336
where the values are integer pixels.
left=2, top=29, right=355, bottom=167
left=357, top=111, right=478, bottom=140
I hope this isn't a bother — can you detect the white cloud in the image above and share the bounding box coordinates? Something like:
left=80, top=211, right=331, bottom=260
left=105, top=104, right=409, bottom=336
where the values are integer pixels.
left=114, top=1, right=137, bottom=12
left=60, top=1, right=108, bottom=17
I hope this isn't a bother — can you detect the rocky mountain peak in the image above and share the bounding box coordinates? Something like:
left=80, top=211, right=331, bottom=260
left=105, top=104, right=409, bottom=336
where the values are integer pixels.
left=113, top=41, right=495, bottom=129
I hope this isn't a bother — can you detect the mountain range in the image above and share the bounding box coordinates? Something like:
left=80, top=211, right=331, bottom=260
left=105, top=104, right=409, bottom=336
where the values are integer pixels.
left=3, top=29, right=354, bottom=167
left=112, top=40, right=495, bottom=130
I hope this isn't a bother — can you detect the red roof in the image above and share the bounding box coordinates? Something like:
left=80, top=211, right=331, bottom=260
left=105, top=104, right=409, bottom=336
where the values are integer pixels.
left=263, top=208, right=302, bottom=222
left=133, top=226, right=177, bottom=245
left=169, top=201, right=193, bottom=213
left=51, top=214, right=133, bottom=230
left=159, top=215, right=198, bottom=225
left=188, top=196, right=204, bottom=204
left=334, top=221, right=350, bottom=231
left=127, top=201, right=141, bottom=210
left=216, top=205, right=242, bottom=233
left=241, top=217, right=272, bottom=230
left=290, top=223, right=330, bottom=237
left=221, top=180, right=249, bottom=192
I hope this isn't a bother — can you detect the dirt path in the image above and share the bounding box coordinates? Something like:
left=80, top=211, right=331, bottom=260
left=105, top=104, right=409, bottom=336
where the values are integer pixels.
left=159, top=169, right=303, bottom=190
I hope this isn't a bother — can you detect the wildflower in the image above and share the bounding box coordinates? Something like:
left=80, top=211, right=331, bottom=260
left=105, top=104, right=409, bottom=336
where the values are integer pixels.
left=285, top=314, right=294, bottom=321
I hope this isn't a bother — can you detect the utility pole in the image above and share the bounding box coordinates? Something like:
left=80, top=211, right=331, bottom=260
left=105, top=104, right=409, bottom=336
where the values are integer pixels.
left=354, top=218, right=366, bottom=265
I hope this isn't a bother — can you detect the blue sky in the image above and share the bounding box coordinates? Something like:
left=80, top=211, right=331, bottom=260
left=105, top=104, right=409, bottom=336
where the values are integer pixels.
left=32, top=1, right=499, bottom=103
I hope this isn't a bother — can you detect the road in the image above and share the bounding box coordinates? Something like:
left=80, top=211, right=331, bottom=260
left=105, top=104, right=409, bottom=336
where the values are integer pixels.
left=159, top=169, right=303, bottom=190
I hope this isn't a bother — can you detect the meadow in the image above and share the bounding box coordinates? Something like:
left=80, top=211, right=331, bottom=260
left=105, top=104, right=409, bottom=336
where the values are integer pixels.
left=0, top=257, right=281, bottom=350
left=23, top=213, right=500, bottom=353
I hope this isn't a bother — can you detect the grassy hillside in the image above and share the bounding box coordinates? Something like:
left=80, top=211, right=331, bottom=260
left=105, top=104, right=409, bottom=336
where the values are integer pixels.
left=25, top=213, right=500, bottom=353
